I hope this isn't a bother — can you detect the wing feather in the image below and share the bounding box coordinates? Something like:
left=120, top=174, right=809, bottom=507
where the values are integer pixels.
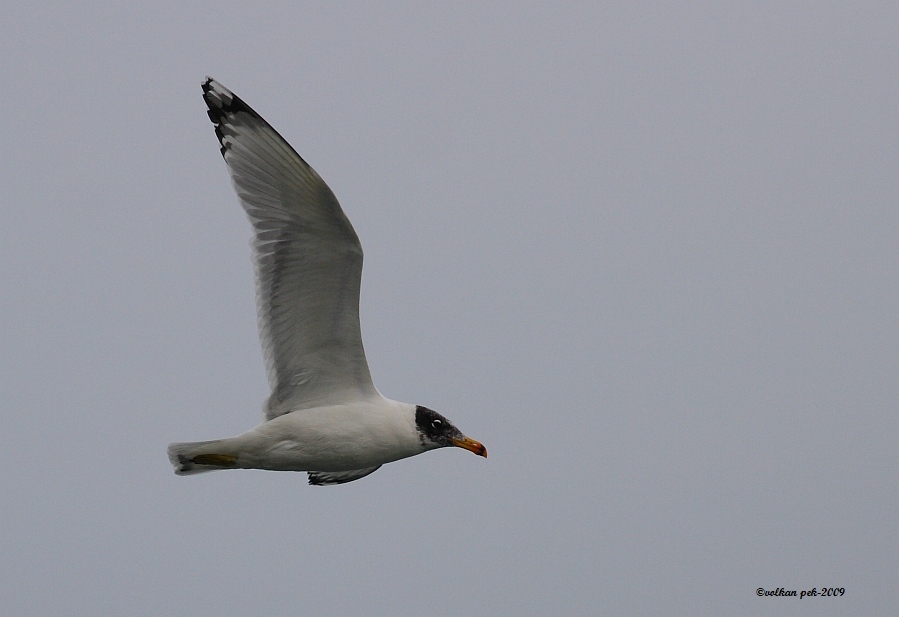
left=202, top=78, right=378, bottom=418
left=307, top=466, right=382, bottom=486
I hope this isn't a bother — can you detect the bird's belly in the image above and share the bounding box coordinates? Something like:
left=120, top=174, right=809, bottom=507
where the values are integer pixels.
left=251, top=440, right=398, bottom=472
left=238, top=407, right=421, bottom=472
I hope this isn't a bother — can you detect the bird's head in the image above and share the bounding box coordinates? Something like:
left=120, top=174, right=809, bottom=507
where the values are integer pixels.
left=414, top=405, right=487, bottom=457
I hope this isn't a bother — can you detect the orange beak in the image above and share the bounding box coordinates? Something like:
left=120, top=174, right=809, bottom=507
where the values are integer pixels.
left=451, top=435, right=488, bottom=458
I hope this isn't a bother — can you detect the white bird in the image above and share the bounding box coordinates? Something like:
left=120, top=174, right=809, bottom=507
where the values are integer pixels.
left=167, top=78, right=486, bottom=486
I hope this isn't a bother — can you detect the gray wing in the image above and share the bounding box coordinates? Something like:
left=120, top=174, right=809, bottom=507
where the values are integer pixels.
left=307, top=466, right=382, bottom=486
left=202, top=78, right=378, bottom=418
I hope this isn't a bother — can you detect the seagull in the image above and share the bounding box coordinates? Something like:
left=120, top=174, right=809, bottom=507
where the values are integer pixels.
left=167, top=78, right=486, bottom=486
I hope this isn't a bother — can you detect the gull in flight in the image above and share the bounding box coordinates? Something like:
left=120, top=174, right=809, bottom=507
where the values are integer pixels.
left=167, top=78, right=486, bottom=486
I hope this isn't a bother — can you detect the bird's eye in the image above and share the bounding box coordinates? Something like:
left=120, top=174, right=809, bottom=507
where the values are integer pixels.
left=431, top=419, right=442, bottom=429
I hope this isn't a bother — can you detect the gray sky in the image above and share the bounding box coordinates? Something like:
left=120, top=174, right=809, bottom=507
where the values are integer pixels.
left=2, top=2, right=896, bottom=615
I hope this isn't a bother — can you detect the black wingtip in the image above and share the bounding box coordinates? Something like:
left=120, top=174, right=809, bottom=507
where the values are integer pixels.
left=201, top=77, right=260, bottom=119
left=200, top=77, right=266, bottom=157
left=199, top=77, right=316, bottom=169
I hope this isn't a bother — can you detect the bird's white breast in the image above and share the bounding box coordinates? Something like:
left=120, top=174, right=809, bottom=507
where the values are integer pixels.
left=234, top=398, right=424, bottom=471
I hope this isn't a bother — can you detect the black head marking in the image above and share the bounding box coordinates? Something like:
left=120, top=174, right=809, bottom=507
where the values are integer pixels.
left=415, top=405, right=461, bottom=448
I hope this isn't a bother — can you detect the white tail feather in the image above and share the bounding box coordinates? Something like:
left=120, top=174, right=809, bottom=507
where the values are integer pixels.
left=167, top=440, right=235, bottom=475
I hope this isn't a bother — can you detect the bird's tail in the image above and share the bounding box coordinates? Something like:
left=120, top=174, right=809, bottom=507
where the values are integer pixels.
left=167, top=439, right=238, bottom=475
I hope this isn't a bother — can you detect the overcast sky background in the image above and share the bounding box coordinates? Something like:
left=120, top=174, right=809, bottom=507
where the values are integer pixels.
left=1, top=2, right=896, bottom=615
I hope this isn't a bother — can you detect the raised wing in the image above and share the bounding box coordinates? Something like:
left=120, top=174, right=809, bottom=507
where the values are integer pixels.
left=202, top=78, right=378, bottom=418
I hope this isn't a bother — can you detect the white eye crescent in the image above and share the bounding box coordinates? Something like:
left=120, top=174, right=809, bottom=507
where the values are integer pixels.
left=432, top=419, right=442, bottom=429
